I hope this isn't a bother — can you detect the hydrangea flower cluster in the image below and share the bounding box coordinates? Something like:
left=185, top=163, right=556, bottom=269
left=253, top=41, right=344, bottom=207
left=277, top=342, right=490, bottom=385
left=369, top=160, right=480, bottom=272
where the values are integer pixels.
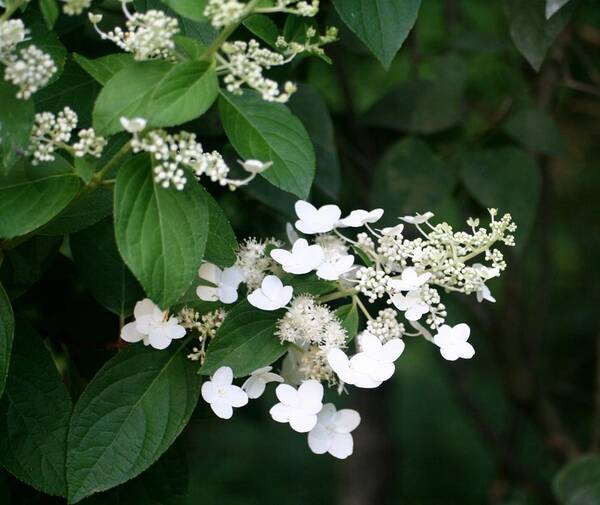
left=61, top=0, right=92, bottom=16
left=89, top=2, right=179, bottom=60
left=122, top=116, right=272, bottom=190
left=0, top=19, right=26, bottom=57
left=120, top=198, right=515, bottom=459
left=28, top=107, right=106, bottom=164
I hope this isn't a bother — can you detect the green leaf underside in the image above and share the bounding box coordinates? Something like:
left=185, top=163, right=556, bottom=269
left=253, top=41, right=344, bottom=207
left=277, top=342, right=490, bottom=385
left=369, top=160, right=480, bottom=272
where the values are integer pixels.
left=0, top=166, right=80, bottom=239
left=219, top=91, right=316, bottom=199
left=93, top=60, right=218, bottom=136
left=332, top=0, right=421, bottom=69
left=66, top=343, right=201, bottom=503
left=200, top=301, right=287, bottom=377
left=71, top=218, right=144, bottom=317
left=0, top=283, right=14, bottom=397
left=0, top=322, right=72, bottom=497
left=114, top=155, right=208, bottom=307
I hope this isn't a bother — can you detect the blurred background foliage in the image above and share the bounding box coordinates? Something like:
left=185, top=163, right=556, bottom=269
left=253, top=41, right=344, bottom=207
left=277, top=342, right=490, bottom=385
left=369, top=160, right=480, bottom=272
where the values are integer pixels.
left=2, top=0, right=600, bottom=503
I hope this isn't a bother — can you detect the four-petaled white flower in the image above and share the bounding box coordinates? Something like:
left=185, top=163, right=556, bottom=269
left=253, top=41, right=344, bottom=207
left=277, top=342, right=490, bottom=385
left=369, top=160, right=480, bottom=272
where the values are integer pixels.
left=270, top=238, right=324, bottom=275
left=121, top=298, right=186, bottom=350
left=307, top=403, right=361, bottom=459
left=327, top=332, right=405, bottom=388
left=381, top=224, right=404, bottom=236
left=339, top=208, right=384, bottom=228
left=242, top=366, right=284, bottom=399
left=316, top=254, right=355, bottom=281
left=239, top=159, right=272, bottom=174
left=400, top=211, right=434, bottom=224
left=476, top=284, right=496, bottom=303
left=201, top=366, right=249, bottom=419
left=388, top=267, right=432, bottom=292
left=197, top=262, right=244, bottom=304
left=473, top=263, right=499, bottom=303
left=391, top=290, right=429, bottom=321
left=247, top=275, right=293, bottom=311
left=294, top=200, right=342, bottom=234
left=120, top=116, right=147, bottom=133
left=270, top=380, right=324, bottom=432
left=433, top=323, right=475, bottom=361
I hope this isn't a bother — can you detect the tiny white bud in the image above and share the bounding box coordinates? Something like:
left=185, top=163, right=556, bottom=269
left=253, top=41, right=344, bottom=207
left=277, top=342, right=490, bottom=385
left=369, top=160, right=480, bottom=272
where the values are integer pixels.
left=88, top=13, right=103, bottom=23
left=239, top=159, right=272, bottom=174
left=120, top=117, right=147, bottom=133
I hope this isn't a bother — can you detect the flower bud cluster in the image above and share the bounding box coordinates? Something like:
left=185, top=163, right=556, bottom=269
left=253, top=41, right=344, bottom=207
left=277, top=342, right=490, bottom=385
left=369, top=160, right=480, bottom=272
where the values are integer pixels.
left=234, top=238, right=282, bottom=290
left=0, top=19, right=26, bottom=57
left=3, top=44, right=57, bottom=99
left=182, top=308, right=227, bottom=363
left=204, top=0, right=246, bottom=28
left=62, top=0, right=92, bottom=16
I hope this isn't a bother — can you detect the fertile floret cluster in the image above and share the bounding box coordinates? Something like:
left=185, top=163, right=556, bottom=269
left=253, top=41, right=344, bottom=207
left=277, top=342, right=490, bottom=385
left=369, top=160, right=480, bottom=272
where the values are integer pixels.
left=234, top=237, right=282, bottom=290
left=28, top=107, right=106, bottom=164
left=3, top=44, right=57, bottom=99
left=0, top=19, right=26, bottom=57
left=204, top=0, right=246, bottom=28
left=61, top=0, right=92, bottom=15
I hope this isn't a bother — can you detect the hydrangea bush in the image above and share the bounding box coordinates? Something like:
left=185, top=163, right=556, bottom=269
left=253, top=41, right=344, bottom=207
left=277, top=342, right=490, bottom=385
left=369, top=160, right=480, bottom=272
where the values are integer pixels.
left=0, top=0, right=581, bottom=503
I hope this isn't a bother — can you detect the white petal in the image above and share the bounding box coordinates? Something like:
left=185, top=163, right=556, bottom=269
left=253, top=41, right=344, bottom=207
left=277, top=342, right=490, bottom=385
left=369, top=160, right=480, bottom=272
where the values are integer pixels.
left=120, top=322, right=144, bottom=343
left=439, top=345, right=461, bottom=361
left=289, top=411, right=317, bottom=433
left=217, top=286, right=239, bottom=304
left=269, top=403, right=290, bottom=423
left=270, top=248, right=293, bottom=267
left=307, top=424, right=331, bottom=454
left=147, top=331, right=171, bottom=350
left=328, top=432, right=353, bottom=459
left=295, top=200, right=318, bottom=220
left=454, top=323, right=471, bottom=341
left=298, top=380, right=324, bottom=413
left=212, top=366, right=233, bottom=387
left=196, top=285, right=219, bottom=302
left=275, top=383, right=299, bottom=406
left=319, top=204, right=342, bottom=224
left=334, top=409, right=361, bottom=433
left=201, top=381, right=217, bottom=403
left=221, top=266, right=244, bottom=288
left=260, top=275, right=284, bottom=298
left=242, top=376, right=266, bottom=399
left=358, top=332, right=382, bottom=358
left=133, top=298, right=156, bottom=319
left=381, top=338, right=405, bottom=363
left=278, top=286, right=294, bottom=306
left=210, top=399, right=233, bottom=419
left=198, top=262, right=221, bottom=284
left=247, top=289, right=276, bottom=311
left=316, top=403, right=337, bottom=425
left=224, top=385, right=249, bottom=407
left=459, top=342, right=475, bottom=359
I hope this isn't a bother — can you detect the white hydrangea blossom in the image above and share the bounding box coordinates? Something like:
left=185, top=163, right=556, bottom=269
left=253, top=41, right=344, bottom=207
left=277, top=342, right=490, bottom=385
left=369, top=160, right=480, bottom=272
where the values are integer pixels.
left=0, top=19, right=26, bottom=57
left=89, top=3, right=179, bottom=60
left=61, top=0, right=92, bottom=16
left=3, top=45, right=57, bottom=99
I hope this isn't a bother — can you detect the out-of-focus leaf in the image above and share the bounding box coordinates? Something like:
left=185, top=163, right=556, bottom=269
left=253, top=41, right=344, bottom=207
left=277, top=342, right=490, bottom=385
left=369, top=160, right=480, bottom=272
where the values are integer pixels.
left=502, top=108, right=565, bottom=155
left=553, top=455, right=600, bottom=505
left=504, top=0, right=573, bottom=71
left=0, top=81, right=34, bottom=173
left=161, top=0, right=208, bottom=21
left=372, top=138, right=456, bottom=226
left=243, top=14, right=279, bottom=47
left=546, top=0, right=572, bottom=18
left=39, top=0, right=59, bottom=29
left=289, top=84, right=341, bottom=199
left=460, top=147, right=541, bottom=248
left=201, top=186, right=238, bottom=268
left=332, top=0, right=421, bottom=69
left=0, top=283, right=13, bottom=397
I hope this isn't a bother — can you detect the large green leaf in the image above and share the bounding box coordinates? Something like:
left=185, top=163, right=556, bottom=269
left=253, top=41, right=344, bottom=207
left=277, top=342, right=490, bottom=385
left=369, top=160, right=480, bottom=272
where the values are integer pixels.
left=161, top=0, right=208, bottom=21
left=460, top=147, right=541, bottom=248
left=0, top=81, right=34, bottom=173
left=0, top=322, right=72, bottom=497
left=502, top=108, right=565, bottom=155
left=73, top=53, right=136, bottom=86
left=0, top=283, right=13, bottom=397
left=371, top=138, right=456, bottom=227
left=200, top=301, right=287, bottom=377
left=201, top=187, right=238, bottom=267
left=504, top=0, right=573, bottom=71
left=288, top=84, right=341, bottom=200
left=93, top=60, right=218, bottom=136
left=219, top=91, right=316, bottom=199
left=0, top=158, right=81, bottom=239
left=66, top=343, right=201, bottom=503
left=71, top=218, right=144, bottom=317
left=554, top=456, right=600, bottom=505
left=332, top=0, right=421, bottom=69
left=114, top=155, right=209, bottom=307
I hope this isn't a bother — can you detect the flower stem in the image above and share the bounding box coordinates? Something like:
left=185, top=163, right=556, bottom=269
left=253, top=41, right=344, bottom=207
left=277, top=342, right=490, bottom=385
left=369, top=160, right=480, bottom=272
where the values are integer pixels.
left=353, top=295, right=373, bottom=321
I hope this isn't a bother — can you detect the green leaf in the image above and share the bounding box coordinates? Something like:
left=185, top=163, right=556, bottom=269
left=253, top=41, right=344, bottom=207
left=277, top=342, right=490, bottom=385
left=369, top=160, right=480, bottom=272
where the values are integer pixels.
left=504, top=0, right=573, bottom=71
left=502, top=107, right=565, bottom=155
left=66, top=343, right=201, bottom=503
left=371, top=138, right=456, bottom=227
left=0, top=81, right=34, bottom=173
left=0, top=158, right=81, bottom=239
left=332, top=0, right=421, bottom=69
left=73, top=53, right=135, bottom=86
left=40, top=187, right=113, bottom=236
left=0, top=283, right=13, bottom=397
left=71, top=217, right=144, bottom=317
left=288, top=84, right=341, bottom=200
left=243, top=14, right=280, bottom=47
left=201, top=187, right=238, bottom=267
left=200, top=301, right=287, bottom=377
left=554, top=455, right=600, bottom=505
left=335, top=303, right=359, bottom=341
left=93, top=60, right=218, bottom=136
left=161, top=0, right=208, bottom=21
left=114, top=155, right=209, bottom=307
left=0, top=322, right=72, bottom=497
left=286, top=274, right=337, bottom=297
left=460, top=147, right=541, bottom=247
left=39, top=0, right=60, bottom=29
left=0, top=235, right=62, bottom=299
left=219, top=91, right=316, bottom=198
